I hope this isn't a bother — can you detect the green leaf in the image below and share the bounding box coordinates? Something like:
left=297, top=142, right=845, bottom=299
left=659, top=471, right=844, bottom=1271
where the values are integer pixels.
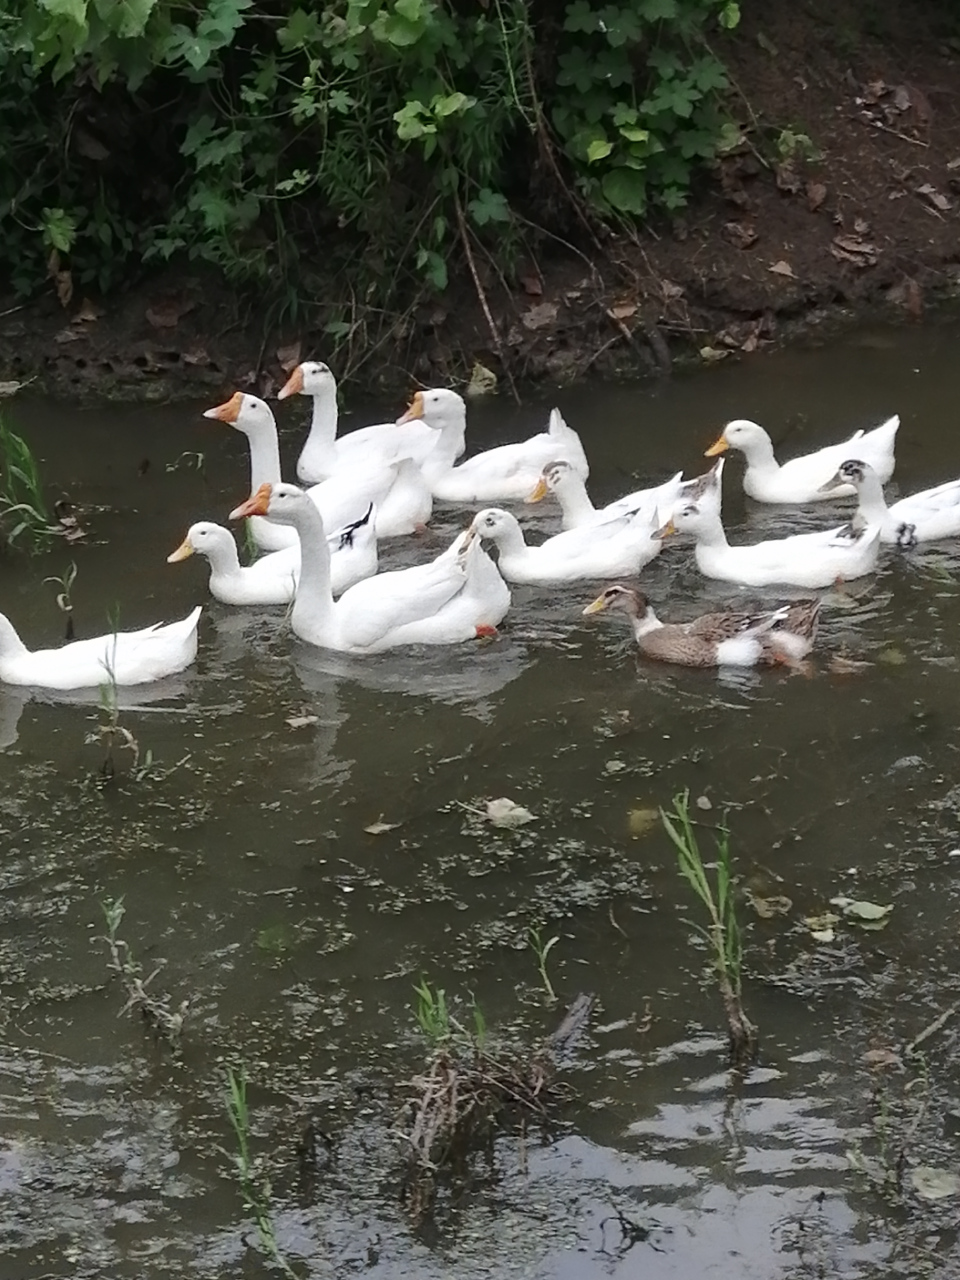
left=395, top=0, right=424, bottom=20
left=468, top=187, right=510, bottom=226
left=618, top=125, right=649, bottom=144
left=563, top=0, right=600, bottom=33
left=394, top=100, right=433, bottom=140
left=639, top=0, right=676, bottom=18
left=720, top=2, right=741, bottom=30
left=278, top=7, right=322, bottom=49
left=601, top=165, right=647, bottom=214
left=39, top=0, right=87, bottom=25
left=586, top=138, right=613, bottom=163
left=433, top=91, right=472, bottom=118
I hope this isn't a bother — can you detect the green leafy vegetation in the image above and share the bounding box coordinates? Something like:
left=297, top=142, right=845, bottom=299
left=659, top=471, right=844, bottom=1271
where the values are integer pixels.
left=0, top=414, right=59, bottom=550
left=661, top=789, right=757, bottom=1064
left=0, top=0, right=740, bottom=333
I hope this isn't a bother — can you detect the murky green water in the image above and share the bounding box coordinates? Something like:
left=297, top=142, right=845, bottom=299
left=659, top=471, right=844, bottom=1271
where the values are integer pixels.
left=4, top=321, right=960, bottom=1278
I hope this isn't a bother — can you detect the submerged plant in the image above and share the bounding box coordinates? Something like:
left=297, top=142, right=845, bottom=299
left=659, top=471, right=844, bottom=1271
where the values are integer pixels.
left=86, top=608, right=140, bottom=782
left=528, top=925, right=560, bottom=1003
left=224, top=1064, right=298, bottom=1278
left=100, top=896, right=189, bottom=1043
left=44, top=561, right=77, bottom=640
left=661, top=790, right=757, bottom=1065
left=414, top=978, right=451, bottom=1046
left=0, top=413, right=59, bottom=550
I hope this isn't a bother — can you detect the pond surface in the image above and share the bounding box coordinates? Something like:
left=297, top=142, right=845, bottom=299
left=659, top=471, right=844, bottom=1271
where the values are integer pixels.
left=3, top=321, right=960, bottom=1279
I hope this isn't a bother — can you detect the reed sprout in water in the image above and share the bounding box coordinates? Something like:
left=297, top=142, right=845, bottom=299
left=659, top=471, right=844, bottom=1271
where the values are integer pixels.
left=224, top=1064, right=299, bottom=1278
left=0, top=413, right=58, bottom=549
left=528, top=924, right=560, bottom=1002
left=661, top=790, right=757, bottom=1064
left=100, top=896, right=189, bottom=1043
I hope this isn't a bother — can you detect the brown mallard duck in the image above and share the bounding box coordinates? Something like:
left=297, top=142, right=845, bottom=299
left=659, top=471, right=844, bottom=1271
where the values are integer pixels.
left=582, top=586, right=821, bottom=669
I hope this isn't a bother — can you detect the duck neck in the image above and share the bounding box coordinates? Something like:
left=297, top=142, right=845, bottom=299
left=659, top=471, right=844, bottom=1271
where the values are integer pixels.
left=854, top=470, right=889, bottom=523
left=0, top=614, right=28, bottom=670
left=421, top=413, right=466, bottom=478
left=690, top=511, right=730, bottom=550
left=556, top=478, right=596, bottom=525
left=491, top=519, right=527, bottom=560
left=298, top=386, right=339, bottom=478
left=245, top=422, right=282, bottom=491
left=738, top=432, right=778, bottom=477
left=631, top=606, right=663, bottom=641
left=204, top=535, right=242, bottom=584
left=289, top=502, right=338, bottom=642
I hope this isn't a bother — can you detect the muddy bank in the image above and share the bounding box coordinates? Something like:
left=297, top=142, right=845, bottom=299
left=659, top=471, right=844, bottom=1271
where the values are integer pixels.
left=2, top=0, right=960, bottom=405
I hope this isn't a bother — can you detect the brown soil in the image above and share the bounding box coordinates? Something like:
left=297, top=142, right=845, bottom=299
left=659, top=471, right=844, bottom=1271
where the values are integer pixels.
left=2, top=0, right=960, bottom=405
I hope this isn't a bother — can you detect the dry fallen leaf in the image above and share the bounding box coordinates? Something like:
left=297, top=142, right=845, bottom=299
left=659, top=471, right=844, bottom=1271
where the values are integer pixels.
left=522, top=302, right=559, bottom=331
left=831, top=235, right=879, bottom=267
left=806, top=181, right=827, bottom=211
left=74, top=297, right=102, bottom=323
left=0, top=381, right=24, bottom=398
left=182, top=347, right=210, bottom=366
left=608, top=300, right=638, bottom=321
left=724, top=220, right=758, bottom=249
left=748, top=892, right=793, bottom=919
left=485, top=797, right=536, bottom=828
left=466, top=361, right=497, bottom=398
left=364, top=817, right=400, bottom=835
left=276, top=340, right=302, bottom=372
left=699, top=345, right=730, bottom=363
left=860, top=1047, right=902, bottom=1069
left=146, top=296, right=195, bottom=329
left=520, top=273, right=543, bottom=297
left=769, top=259, right=797, bottom=278
left=285, top=715, right=319, bottom=729
left=54, top=270, right=74, bottom=309
left=916, top=182, right=952, bottom=213
left=661, top=279, right=685, bottom=300
left=628, top=807, right=660, bottom=838
left=892, top=84, right=912, bottom=113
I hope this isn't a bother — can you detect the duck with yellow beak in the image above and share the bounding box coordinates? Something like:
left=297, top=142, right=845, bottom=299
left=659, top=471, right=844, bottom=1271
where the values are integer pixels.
left=582, top=584, right=820, bottom=669
left=704, top=415, right=899, bottom=504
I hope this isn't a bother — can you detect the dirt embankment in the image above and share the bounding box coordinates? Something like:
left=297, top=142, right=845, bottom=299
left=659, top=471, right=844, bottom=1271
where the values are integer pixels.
left=2, top=0, right=959, bottom=404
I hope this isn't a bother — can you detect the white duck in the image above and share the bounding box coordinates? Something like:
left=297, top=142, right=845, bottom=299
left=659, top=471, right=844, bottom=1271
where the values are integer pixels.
left=660, top=499, right=881, bottom=588
left=229, top=483, right=509, bottom=653
left=824, top=458, right=960, bottom=547
left=167, top=506, right=377, bottom=605
left=203, top=393, right=432, bottom=546
left=466, top=506, right=662, bottom=585
left=526, top=459, right=685, bottom=531
left=705, top=415, right=899, bottom=503
left=407, top=389, right=589, bottom=502
left=278, top=360, right=465, bottom=482
left=0, top=607, right=201, bottom=691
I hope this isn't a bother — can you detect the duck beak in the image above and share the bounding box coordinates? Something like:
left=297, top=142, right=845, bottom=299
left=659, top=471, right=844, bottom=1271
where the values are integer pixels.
left=525, top=476, right=549, bottom=504
left=582, top=593, right=608, bottom=616
left=203, top=391, right=244, bottom=423
left=277, top=365, right=304, bottom=400
left=704, top=432, right=728, bottom=457
left=653, top=518, right=677, bottom=540
left=397, top=391, right=424, bottom=424
left=818, top=470, right=844, bottom=493
left=230, top=482, right=272, bottom=520
left=166, top=536, right=194, bottom=563
left=461, top=523, right=478, bottom=548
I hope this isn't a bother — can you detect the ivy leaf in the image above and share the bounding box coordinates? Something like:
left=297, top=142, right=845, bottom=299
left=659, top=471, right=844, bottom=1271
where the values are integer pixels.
left=39, top=0, right=88, bottom=25
left=468, top=188, right=510, bottom=226
left=691, top=57, right=729, bottom=93
left=586, top=137, right=613, bottom=163
left=394, top=101, right=433, bottom=140
left=639, top=0, right=677, bottom=18
left=433, top=91, right=473, bottom=118
left=557, top=47, right=598, bottom=94
left=602, top=165, right=647, bottom=215
left=278, top=8, right=322, bottom=49
left=563, top=0, right=600, bottom=33
left=395, top=0, right=424, bottom=20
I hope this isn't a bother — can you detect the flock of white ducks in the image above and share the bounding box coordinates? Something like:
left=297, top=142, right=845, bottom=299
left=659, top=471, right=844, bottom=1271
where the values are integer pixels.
left=3, top=359, right=960, bottom=688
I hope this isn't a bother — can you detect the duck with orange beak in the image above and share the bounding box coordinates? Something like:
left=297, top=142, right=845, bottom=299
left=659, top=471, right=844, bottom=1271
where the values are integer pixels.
left=410, top=389, right=590, bottom=502
left=704, top=415, right=899, bottom=504
left=278, top=361, right=464, bottom=484
left=228, top=482, right=508, bottom=653
left=203, top=391, right=433, bottom=544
